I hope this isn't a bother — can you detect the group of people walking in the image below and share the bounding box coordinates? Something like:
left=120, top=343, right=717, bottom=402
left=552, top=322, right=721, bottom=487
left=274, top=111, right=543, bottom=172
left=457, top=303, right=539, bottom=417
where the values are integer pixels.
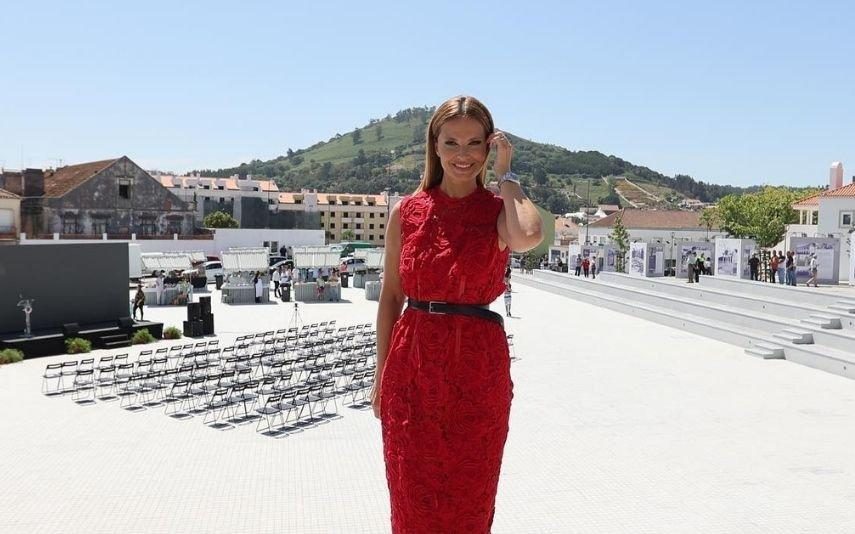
left=573, top=254, right=597, bottom=278
left=768, top=250, right=819, bottom=287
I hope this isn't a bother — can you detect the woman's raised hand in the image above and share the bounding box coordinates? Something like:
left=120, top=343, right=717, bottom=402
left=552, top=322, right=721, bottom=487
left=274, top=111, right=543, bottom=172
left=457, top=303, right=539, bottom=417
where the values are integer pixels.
left=488, top=130, right=513, bottom=178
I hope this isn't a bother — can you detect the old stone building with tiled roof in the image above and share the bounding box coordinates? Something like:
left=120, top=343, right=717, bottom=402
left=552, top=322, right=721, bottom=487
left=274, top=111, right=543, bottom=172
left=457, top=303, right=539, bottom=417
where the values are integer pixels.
left=0, top=156, right=195, bottom=238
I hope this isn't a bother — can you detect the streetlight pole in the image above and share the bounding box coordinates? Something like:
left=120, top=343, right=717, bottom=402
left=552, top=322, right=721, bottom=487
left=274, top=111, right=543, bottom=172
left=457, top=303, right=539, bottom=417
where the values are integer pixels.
left=585, top=177, right=591, bottom=245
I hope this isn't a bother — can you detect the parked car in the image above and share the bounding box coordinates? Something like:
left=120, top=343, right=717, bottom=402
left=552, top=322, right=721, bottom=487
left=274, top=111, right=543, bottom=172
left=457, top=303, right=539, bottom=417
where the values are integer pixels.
left=510, top=257, right=521, bottom=269
left=268, top=255, right=288, bottom=267
left=202, top=261, right=224, bottom=281
left=339, top=256, right=367, bottom=275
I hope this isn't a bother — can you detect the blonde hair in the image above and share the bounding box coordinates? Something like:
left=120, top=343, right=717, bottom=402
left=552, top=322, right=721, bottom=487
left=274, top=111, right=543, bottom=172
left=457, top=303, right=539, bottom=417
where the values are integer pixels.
left=415, top=95, right=495, bottom=193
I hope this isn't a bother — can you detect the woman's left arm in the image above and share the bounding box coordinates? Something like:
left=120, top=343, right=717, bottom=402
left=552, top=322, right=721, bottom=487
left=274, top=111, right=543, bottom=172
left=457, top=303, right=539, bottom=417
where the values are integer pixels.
left=490, top=131, right=543, bottom=252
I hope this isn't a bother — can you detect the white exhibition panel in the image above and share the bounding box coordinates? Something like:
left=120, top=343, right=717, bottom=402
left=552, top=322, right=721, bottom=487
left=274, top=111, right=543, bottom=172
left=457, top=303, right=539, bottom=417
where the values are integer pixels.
left=629, top=242, right=647, bottom=277
left=790, top=236, right=840, bottom=284
left=222, top=248, right=268, bottom=273
left=602, top=245, right=619, bottom=272
left=677, top=242, right=715, bottom=278
left=714, top=238, right=756, bottom=279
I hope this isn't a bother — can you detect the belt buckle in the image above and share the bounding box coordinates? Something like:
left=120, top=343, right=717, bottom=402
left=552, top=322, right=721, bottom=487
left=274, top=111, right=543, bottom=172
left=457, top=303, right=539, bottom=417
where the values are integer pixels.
left=427, top=301, right=446, bottom=314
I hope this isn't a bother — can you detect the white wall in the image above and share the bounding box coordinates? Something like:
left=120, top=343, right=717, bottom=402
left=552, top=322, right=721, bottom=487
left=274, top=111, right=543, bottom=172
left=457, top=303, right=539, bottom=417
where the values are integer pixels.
left=818, top=197, right=855, bottom=235
left=19, top=228, right=325, bottom=257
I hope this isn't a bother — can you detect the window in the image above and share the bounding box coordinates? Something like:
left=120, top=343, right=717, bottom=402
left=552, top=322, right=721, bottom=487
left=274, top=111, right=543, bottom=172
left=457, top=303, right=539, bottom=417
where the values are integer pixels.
left=329, top=199, right=337, bottom=205
left=295, top=199, right=302, bottom=204
left=369, top=212, right=375, bottom=218
left=811, top=211, right=818, bottom=225
left=119, top=184, right=130, bottom=199
left=342, top=211, right=349, bottom=218
left=369, top=224, right=374, bottom=230
left=379, top=212, right=385, bottom=218
left=167, top=219, right=182, bottom=235
left=330, top=223, right=335, bottom=229
left=369, top=234, right=374, bottom=241
left=219, top=197, right=225, bottom=204
left=343, top=223, right=349, bottom=229
left=61, top=215, right=78, bottom=234
left=356, top=223, right=362, bottom=229
left=139, top=218, right=156, bottom=236
left=380, top=223, right=385, bottom=229
left=355, top=200, right=362, bottom=206
left=92, top=218, right=109, bottom=235
left=840, top=211, right=854, bottom=228
left=342, top=200, right=349, bottom=206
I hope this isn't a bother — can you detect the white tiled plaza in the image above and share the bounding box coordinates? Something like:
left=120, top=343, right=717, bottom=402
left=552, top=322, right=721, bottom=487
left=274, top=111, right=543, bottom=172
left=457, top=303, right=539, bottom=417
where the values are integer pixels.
left=4, top=281, right=855, bottom=533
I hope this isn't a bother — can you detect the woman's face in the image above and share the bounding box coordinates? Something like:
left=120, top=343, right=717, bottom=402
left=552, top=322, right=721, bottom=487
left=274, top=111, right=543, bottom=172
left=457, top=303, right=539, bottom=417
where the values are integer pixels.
left=435, top=116, right=488, bottom=185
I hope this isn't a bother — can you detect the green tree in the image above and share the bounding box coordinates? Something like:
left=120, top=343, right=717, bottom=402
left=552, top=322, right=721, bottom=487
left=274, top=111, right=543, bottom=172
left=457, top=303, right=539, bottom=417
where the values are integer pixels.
left=375, top=125, right=383, bottom=141
left=352, top=129, right=362, bottom=145
left=341, top=229, right=356, bottom=241
left=609, top=212, right=630, bottom=273
left=711, top=187, right=799, bottom=248
left=699, top=206, right=720, bottom=238
left=203, top=211, right=239, bottom=228
left=547, top=192, right=572, bottom=214
left=533, top=166, right=548, bottom=185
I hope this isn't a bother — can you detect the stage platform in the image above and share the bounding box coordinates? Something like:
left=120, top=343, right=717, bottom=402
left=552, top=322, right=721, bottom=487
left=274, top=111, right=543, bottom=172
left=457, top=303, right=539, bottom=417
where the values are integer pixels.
left=0, top=320, right=163, bottom=358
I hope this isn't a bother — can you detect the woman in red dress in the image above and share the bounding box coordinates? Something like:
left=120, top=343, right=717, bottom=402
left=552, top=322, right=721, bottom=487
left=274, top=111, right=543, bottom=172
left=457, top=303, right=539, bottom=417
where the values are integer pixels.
left=373, top=96, right=543, bottom=532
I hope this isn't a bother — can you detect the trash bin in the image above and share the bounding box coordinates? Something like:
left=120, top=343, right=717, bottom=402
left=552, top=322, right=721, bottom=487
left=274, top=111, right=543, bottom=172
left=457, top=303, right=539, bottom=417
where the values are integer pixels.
left=215, top=274, right=224, bottom=290
left=281, top=284, right=291, bottom=302
left=341, top=274, right=349, bottom=288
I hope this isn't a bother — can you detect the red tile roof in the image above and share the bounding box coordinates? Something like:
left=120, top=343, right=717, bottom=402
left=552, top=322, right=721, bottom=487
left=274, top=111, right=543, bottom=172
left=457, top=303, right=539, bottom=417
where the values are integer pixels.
left=589, top=209, right=705, bottom=230
left=823, top=183, right=855, bottom=197
left=792, top=183, right=855, bottom=209
left=43, top=159, right=118, bottom=197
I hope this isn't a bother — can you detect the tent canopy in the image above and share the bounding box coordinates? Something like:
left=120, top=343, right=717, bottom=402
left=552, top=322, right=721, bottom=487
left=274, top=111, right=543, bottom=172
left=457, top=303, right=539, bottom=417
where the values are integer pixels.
left=221, top=247, right=268, bottom=273
left=140, top=253, right=194, bottom=275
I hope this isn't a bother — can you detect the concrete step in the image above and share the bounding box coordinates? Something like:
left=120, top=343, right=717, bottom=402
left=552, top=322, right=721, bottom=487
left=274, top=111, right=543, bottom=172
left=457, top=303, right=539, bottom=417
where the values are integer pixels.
left=104, top=339, right=132, bottom=349
left=744, top=342, right=785, bottom=360
left=594, top=271, right=855, bottom=328
left=801, top=314, right=842, bottom=329
left=700, top=275, right=855, bottom=309
left=772, top=328, right=814, bottom=345
left=518, top=274, right=855, bottom=380
left=830, top=301, right=855, bottom=313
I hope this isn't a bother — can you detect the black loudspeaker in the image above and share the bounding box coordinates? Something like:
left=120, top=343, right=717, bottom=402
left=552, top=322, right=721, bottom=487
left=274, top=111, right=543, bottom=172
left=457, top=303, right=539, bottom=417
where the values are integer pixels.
left=202, top=313, right=214, bottom=336
left=62, top=323, right=80, bottom=336
left=183, top=320, right=203, bottom=337
left=199, top=296, right=211, bottom=316
left=117, top=316, right=134, bottom=330
left=187, top=302, right=202, bottom=321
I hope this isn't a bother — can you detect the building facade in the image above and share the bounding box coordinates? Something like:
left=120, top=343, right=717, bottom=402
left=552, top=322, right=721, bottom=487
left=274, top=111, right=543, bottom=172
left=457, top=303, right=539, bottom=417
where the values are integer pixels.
left=1, top=157, right=195, bottom=239
left=156, top=173, right=295, bottom=228
left=0, top=188, right=21, bottom=242
left=276, top=190, right=391, bottom=245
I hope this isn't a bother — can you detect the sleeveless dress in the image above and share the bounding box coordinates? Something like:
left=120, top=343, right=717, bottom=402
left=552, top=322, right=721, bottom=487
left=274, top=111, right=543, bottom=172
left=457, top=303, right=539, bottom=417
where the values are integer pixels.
left=380, top=185, right=512, bottom=533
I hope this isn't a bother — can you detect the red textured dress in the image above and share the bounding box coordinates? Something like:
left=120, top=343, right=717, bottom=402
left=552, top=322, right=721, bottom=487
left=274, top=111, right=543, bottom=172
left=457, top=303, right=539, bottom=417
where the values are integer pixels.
left=380, top=185, right=512, bottom=533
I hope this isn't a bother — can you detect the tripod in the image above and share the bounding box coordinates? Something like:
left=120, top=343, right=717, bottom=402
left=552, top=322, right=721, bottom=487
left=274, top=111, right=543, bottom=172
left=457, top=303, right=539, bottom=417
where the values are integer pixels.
left=286, top=301, right=305, bottom=334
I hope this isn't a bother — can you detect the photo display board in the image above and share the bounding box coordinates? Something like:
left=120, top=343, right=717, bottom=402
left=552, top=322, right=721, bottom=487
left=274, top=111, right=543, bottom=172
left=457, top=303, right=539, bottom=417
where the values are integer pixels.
left=790, top=236, right=840, bottom=284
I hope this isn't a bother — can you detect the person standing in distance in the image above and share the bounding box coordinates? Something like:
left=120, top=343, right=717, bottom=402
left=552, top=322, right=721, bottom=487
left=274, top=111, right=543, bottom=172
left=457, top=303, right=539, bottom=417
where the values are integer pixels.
left=372, top=96, right=542, bottom=533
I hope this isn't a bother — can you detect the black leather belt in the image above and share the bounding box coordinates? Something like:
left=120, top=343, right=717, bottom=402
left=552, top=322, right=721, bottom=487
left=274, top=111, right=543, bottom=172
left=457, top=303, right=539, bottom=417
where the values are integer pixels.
left=407, top=299, right=504, bottom=328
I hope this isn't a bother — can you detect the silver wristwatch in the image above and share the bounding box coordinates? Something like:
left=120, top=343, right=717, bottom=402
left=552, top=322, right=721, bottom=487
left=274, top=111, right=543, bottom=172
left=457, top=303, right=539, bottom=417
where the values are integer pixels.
left=497, top=171, right=520, bottom=188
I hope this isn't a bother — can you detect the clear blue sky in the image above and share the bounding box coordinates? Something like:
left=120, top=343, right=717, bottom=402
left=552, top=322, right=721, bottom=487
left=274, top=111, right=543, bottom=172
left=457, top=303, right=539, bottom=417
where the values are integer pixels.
left=2, top=0, right=853, bottom=187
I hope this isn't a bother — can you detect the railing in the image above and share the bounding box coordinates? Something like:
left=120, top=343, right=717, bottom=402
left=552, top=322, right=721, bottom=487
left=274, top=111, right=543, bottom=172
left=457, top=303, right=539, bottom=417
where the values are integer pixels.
left=31, top=232, right=210, bottom=240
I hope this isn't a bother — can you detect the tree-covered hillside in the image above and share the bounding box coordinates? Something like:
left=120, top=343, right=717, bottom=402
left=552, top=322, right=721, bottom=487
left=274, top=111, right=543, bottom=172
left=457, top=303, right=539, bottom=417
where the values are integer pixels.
left=196, top=107, right=758, bottom=214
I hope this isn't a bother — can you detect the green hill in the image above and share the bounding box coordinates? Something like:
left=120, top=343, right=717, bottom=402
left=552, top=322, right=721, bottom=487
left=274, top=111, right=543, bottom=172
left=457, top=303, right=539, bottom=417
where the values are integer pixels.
left=196, top=107, right=755, bottom=214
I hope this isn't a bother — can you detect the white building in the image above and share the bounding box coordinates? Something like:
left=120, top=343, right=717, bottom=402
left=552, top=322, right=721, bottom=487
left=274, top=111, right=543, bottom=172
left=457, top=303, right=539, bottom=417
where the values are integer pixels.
left=156, top=173, right=279, bottom=223
left=587, top=209, right=725, bottom=268
left=788, top=164, right=855, bottom=281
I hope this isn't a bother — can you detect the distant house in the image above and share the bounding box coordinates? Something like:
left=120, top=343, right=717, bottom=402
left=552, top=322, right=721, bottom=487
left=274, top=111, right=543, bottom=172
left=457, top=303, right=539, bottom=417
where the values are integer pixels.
left=553, top=216, right=579, bottom=246
left=596, top=204, right=621, bottom=215
left=0, top=188, right=21, bottom=241
left=0, top=156, right=195, bottom=238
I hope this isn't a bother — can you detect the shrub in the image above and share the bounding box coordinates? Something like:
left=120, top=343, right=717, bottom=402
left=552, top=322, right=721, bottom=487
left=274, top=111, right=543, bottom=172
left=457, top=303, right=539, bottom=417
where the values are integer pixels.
left=65, top=338, right=92, bottom=354
left=0, top=348, right=24, bottom=365
left=132, top=328, right=156, bottom=345
left=163, top=326, right=182, bottom=340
